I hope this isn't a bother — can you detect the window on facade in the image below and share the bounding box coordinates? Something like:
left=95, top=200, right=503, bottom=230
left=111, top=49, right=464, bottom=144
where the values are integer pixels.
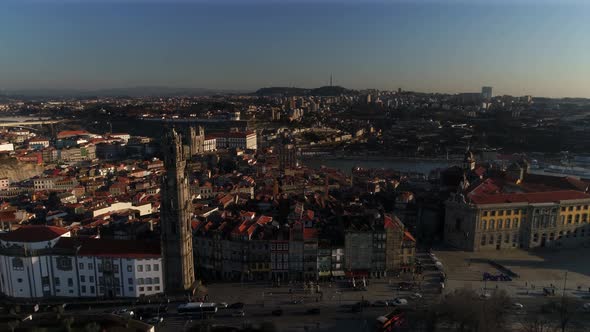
left=561, top=216, right=565, bottom=224
left=481, top=235, right=486, bottom=245
left=155, top=286, right=160, bottom=291
left=127, top=265, right=132, bottom=272
left=533, top=233, right=539, bottom=242
left=153, top=264, right=159, bottom=271
left=79, top=263, right=84, bottom=270
left=497, top=219, right=503, bottom=229
left=505, top=219, right=511, bottom=228
left=561, top=207, right=566, bottom=212
left=583, top=214, right=588, bottom=222
left=504, top=234, right=510, bottom=243
left=129, top=287, right=133, bottom=292
left=568, top=215, right=573, bottom=224
left=138, top=278, right=144, bottom=285
left=482, top=220, right=487, bottom=230
left=489, top=235, right=494, bottom=244
left=89, top=276, right=94, bottom=283
left=55, top=277, right=60, bottom=286
left=575, top=214, right=580, bottom=223
left=128, top=278, right=133, bottom=285
left=146, top=277, right=152, bottom=284
left=12, top=257, right=24, bottom=271
left=577, top=206, right=582, bottom=211
left=154, top=277, right=160, bottom=284
left=139, top=287, right=144, bottom=292
left=17, top=278, right=23, bottom=283
left=137, top=265, right=143, bottom=272
left=489, top=219, right=495, bottom=230
left=81, top=285, right=86, bottom=293
left=56, top=256, right=72, bottom=271
left=506, top=210, right=512, bottom=216
left=90, top=286, right=95, bottom=294
left=512, top=234, right=518, bottom=243
left=146, top=265, right=151, bottom=272
left=99, top=277, right=104, bottom=284
left=88, top=263, right=93, bottom=270
left=498, top=210, right=504, bottom=216
left=147, top=286, right=153, bottom=291
left=569, top=206, right=574, bottom=211
left=81, top=276, right=85, bottom=283
left=113, top=264, right=119, bottom=273
left=490, top=211, right=496, bottom=216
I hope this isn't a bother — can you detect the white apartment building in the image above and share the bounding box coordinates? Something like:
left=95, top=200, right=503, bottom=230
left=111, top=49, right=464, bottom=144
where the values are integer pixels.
left=210, top=131, right=257, bottom=150
left=0, top=226, right=163, bottom=299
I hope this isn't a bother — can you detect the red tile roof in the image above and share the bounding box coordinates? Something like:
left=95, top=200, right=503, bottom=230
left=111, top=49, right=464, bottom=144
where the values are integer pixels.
left=470, top=190, right=590, bottom=205
left=0, top=225, right=69, bottom=243
left=57, top=130, right=91, bottom=139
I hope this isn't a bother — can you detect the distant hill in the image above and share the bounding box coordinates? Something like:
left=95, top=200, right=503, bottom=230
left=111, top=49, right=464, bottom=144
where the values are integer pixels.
left=255, top=86, right=355, bottom=97
left=3, top=86, right=248, bottom=98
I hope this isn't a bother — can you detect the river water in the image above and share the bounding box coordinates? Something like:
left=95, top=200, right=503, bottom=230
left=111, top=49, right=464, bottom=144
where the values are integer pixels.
left=303, top=157, right=457, bottom=175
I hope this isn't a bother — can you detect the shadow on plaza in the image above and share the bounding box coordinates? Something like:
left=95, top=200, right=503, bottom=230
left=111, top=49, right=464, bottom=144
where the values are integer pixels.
left=464, top=247, right=590, bottom=279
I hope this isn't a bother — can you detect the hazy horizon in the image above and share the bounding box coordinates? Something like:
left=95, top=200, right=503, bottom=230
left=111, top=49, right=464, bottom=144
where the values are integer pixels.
left=1, top=0, right=589, bottom=98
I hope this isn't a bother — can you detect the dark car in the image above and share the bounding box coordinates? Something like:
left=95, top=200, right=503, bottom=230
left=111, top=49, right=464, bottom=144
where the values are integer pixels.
left=271, top=308, right=283, bottom=316
left=306, top=308, right=321, bottom=315
left=229, top=302, right=245, bottom=309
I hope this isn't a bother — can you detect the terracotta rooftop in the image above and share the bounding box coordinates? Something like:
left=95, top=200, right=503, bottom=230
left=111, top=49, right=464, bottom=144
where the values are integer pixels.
left=470, top=190, right=590, bottom=205
left=0, top=225, right=69, bottom=243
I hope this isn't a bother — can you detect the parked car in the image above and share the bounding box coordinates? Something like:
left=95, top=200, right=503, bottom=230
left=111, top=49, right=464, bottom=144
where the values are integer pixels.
left=372, top=300, right=388, bottom=307
left=146, top=316, right=164, bottom=325
left=410, top=293, right=423, bottom=300
left=229, top=302, right=245, bottom=309
left=217, top=302, right=228, bottom=309
left=306, top=308, right=321, bottom=315
left=390, top=298, right=408, bottom=306
left=232, top=310, right=246, bottom=317
left=512, top=302, right=524, bottom=309
left=271, top=308, right=283, bottom=316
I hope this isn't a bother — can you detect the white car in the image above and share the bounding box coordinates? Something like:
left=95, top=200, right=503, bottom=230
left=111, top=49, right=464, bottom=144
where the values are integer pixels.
left=217, top=302, right=229, bottom=309
left=512, top=302, right=524, bottom=309
left=480, top=293, right=491, bottom=300
left=390, top=298, right=408, bottom=306
left=410, top=293, right=423, bottom=299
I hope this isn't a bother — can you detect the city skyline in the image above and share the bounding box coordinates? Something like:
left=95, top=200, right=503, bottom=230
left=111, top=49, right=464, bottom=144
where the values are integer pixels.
left=1, top=0, right=589, bottom=98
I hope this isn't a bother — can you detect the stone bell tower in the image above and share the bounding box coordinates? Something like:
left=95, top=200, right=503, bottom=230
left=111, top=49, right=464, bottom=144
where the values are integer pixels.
left=160, top=128, right=195, bottom=293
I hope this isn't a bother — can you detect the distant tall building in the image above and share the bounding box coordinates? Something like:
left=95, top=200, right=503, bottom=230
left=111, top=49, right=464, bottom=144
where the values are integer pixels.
left=160, top=128, right=195, bottom=293
left=188, top=125, right=205, bottom=156
left=279, top=141, right=298, bottom=171
left=481, top=86, right=493, bottom=99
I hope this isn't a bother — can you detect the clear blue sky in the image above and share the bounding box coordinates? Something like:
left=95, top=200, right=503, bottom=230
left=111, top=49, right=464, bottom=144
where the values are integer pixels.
left=1, top=0, right=589, bottom=97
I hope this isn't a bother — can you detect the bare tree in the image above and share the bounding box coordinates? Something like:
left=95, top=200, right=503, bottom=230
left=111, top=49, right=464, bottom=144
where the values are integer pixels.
left=557, top=296, right=578, bottom=332
left=519, top=316, right=556, bottom=332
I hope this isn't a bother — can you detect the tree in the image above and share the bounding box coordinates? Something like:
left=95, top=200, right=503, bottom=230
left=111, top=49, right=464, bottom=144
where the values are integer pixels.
left=557, top=296, right=578, bottom=332
left=7, top=320, right=19, bottom=332
left=519, top=316, right=556, bottom=332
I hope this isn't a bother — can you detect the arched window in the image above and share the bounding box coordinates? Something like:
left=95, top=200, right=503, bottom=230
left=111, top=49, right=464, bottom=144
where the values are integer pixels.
left=514, top=219, right=519, bottom=228
left=482, top=220, right=487, bottom=230
left=489, top=219, right=495, bottom=230
left=505, top=219, right=511, bottom=228
left=498, top=219, right=503, bottom=229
